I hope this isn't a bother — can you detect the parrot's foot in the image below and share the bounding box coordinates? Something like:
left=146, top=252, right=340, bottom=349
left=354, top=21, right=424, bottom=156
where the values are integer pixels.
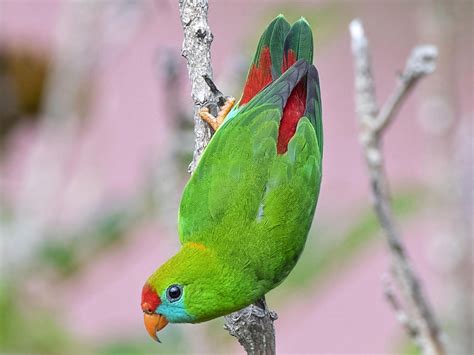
left=199, top=97, right=236, bottom=131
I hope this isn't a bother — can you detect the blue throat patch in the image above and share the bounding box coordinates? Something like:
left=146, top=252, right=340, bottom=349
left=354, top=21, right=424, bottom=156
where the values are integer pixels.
left=156, top=292, right=195, bottom=323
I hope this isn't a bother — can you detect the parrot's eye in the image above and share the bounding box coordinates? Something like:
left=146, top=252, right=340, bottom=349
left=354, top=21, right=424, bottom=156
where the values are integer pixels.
left=166, top=285, right=182, bottom=302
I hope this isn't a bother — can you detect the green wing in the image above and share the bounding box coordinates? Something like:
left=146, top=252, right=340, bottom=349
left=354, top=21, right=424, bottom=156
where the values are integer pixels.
left=179, top=62, right=321, bottom=276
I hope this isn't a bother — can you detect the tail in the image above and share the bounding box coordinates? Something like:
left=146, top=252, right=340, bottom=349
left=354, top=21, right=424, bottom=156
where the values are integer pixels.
left=239, top=15, right=322, bottom=155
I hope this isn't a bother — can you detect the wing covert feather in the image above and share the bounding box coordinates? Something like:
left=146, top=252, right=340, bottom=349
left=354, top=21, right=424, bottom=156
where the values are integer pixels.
left=178, top=106, right=281, bottom=244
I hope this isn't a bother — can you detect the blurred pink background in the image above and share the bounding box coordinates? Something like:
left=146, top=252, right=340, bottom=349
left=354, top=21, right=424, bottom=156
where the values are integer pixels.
left=1, top=0, right=472, bottom=354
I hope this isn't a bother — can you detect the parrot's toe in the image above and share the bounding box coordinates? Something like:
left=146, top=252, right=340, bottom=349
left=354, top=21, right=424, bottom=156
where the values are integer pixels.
left=199, top=108, right=218, bottom=130
left=217, top=96, right=236, bottom=122
left=199, top=96, right=235, bottom=131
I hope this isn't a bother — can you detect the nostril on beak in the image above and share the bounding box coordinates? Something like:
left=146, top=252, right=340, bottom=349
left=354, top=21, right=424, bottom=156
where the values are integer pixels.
left=141, top=302, right=153, bottom=314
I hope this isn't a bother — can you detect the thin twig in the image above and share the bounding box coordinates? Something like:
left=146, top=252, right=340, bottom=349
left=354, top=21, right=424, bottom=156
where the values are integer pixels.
left=382, top=274, right=419, bottom=339
left=374, top=45, right=438, bottom=134
left=177, top=1, right=277, bottom=354
left=349, top=19, right=446, bottom=355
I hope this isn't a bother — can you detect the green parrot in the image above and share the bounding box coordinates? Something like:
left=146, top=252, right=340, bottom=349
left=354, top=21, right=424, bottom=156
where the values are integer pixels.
left=141, top=15, right=323, bottom=341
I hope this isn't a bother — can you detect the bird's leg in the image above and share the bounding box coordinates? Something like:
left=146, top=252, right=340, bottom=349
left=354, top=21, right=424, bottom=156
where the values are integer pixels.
left=199, top=96, right=235, bottom=131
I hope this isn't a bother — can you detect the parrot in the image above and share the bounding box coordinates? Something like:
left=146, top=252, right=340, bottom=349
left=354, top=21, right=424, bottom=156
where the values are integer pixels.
left=141, top=14, right=323, bottom=341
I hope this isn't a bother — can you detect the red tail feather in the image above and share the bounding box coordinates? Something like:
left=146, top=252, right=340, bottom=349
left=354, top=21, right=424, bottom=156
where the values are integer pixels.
left=240, top=47, right=273, bottom=105
left=277, top=50, right=307, bottom=154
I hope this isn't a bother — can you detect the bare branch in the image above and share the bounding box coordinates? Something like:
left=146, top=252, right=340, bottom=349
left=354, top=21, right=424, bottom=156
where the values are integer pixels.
left=349, top=20, right=378, bottom=126
left=349, top=19, right=446, bottom=355
left=177, top=1, right=277, bottom=353
left=224, top=298, right=278, bottom=355
left=374, top=45, right=438, bottom=134
left=178, top=0, right=214, bottom=173
left=383, top=274, right=420, bottom=340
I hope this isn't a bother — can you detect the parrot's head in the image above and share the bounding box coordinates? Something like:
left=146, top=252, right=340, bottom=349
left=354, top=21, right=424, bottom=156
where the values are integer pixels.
left=141, top=242, right=256, bottom=342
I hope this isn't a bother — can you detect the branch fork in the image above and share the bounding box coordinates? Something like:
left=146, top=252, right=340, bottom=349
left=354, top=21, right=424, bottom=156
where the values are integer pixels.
left=350, top=18, right=446, bottom=355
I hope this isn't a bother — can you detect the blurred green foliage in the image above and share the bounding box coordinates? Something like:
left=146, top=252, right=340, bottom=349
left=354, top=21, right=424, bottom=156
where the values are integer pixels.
left=40, top=241, right=79, bottom=275
left=98, top=341, right=161, bottom=355
left=401, top=339, right=423, bottom=355
left=0, top=282, right=76, bottom=354
left=0, top=281, right=189, bottom=354
left=98, top=329, right=187, bottom=355
left=37, top=202, right=150, bottom=277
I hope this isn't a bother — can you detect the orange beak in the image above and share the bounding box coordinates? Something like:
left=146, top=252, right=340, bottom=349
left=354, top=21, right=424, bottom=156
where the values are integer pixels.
left=143, top=313, right=169, bottom=342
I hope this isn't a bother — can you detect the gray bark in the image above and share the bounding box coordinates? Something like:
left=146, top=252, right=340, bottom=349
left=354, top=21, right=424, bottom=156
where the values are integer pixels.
left=349, top=19, right=446, bottom=355
left=178, top=0, right=213, bottom=173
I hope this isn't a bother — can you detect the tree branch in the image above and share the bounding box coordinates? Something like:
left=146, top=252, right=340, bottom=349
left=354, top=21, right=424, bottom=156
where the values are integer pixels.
left=374, top=45, right=438, bottom=134
left=349, top=19, right=446, bottom=355
left=177, top=1, right=277, bottom=353
left=178, top=0, right=214, bottom=173
left=224, top=297, right=278, bottom=355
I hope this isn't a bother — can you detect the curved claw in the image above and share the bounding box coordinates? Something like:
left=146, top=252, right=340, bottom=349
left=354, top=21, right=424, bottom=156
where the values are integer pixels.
left=199, top=96, right=236, bottom=131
